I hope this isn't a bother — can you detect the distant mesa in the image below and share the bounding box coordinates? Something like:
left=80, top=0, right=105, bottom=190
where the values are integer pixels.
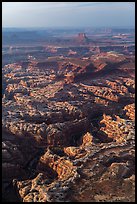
left=76, top=33, right=89, bottom=44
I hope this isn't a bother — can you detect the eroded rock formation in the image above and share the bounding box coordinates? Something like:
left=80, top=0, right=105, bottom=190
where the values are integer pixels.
left=2, top=52, right=135, bottom=202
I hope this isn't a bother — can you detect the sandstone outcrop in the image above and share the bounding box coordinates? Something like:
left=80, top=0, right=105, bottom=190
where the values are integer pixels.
left=124, top=103, right=135, bottom=120
left=99, top=114, right=135, bottom=142
left=16, top=149, right=79, bottom=202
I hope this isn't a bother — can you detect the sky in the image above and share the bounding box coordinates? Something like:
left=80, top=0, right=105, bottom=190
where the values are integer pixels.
left=2, top=2, right=135, bottom=28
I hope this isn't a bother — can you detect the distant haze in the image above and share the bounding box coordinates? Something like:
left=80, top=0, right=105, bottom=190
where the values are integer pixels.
left=2, top=2, right=135, bottom=28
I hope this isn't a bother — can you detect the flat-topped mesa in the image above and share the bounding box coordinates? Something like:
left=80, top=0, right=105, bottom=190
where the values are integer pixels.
left=76, top=33, right=89, bottom=44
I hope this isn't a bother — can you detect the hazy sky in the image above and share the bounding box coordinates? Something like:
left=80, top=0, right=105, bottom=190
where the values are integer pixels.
left=2, top=2, right=135, bottom=28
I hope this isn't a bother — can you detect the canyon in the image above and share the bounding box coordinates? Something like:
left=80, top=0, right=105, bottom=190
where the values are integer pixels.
left=2, top=28, right=135, bottom=202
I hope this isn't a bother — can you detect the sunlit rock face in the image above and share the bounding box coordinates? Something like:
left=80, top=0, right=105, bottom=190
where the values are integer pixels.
left=99, top=114, right=135, bottom=143
left=2, top=50, right=135, bottom=202
left=124, top=103, right=135, bottom=120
